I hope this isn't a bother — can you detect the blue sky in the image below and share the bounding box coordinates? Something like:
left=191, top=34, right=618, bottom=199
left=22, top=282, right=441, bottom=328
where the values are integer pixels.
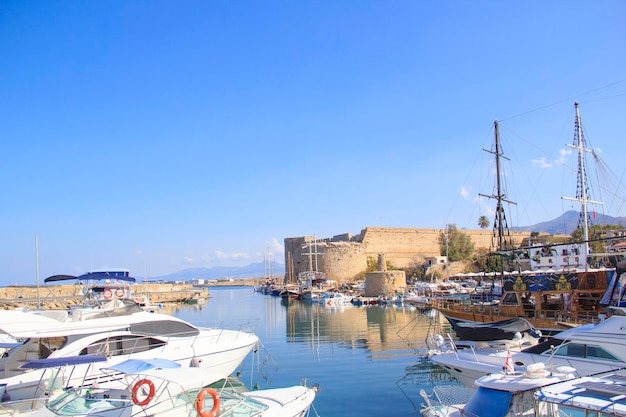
left=2, top=1, right=626, bottom=286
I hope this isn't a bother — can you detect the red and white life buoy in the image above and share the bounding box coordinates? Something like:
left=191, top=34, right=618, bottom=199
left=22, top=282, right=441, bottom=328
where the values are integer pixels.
left=195, top=388, right=220, bottom=417
left=103, top=289, right=113, bottom=299
left=115, top=288, right=124, bottom=298
left=132, top=379, right=155, bottom=406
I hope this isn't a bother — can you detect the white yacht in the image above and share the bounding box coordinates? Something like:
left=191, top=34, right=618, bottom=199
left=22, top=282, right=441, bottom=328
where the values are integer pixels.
left=421, top=362, right=576, bottom=417
left=0, top=308, right=258, bottom=402
left=430, top=315, right=626, bottom=388
left=26, top=359, right=317, bottom=417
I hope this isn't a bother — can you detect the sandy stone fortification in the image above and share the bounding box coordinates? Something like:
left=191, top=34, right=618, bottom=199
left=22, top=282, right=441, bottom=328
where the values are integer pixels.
left=285, top=226, right=529, bottom=283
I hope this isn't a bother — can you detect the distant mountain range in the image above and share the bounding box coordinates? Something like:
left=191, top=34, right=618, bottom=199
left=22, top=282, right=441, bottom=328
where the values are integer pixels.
left=512, top=210, right=626, bottom=235
left=150, top=261, right=286, bottom=282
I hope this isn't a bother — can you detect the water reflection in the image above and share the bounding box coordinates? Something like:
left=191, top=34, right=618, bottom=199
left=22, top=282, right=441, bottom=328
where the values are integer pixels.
left=281, top=299, right=451, bottom=357
left=397, top=358, right=461, bottom=412
left=169, top=287, right=459, bottom=416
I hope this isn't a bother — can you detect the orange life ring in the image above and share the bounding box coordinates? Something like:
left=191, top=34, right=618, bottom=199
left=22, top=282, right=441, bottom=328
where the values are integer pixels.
left=115, top=288, right=124, bottom=298
left=195, top=388, right=220, bottom=417
left=103, top=289, right=113, bottom=299
left=132, top=379, right=155, bottom=406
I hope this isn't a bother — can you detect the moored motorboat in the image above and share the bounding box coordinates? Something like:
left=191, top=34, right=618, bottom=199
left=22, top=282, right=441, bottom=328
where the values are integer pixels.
left=421, top=362, right=576, bottom=417
left=444, top=316, right=542, bottom=343
left=430, top=314, right=626, bottom=388
left=0, top=308, right=258, bottom=402
left=319, top=291, right=352, bottom=306
left=0, top=355, right=108, bottom=414
left=26, top=358, right=318, bottom=417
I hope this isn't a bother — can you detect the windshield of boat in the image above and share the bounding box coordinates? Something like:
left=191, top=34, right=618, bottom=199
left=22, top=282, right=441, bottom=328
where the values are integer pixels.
left=522, top=337, right=620, bottom=361
left=47, top=388, right=131, bottom=415
left=130, top=320, right=199, bottom=337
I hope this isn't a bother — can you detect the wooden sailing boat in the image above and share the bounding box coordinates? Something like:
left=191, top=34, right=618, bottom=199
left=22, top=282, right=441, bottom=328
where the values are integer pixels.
left=433, top=104, right=615, bottom=331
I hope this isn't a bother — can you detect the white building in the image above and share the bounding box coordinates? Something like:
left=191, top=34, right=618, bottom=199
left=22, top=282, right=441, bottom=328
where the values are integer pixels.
left=528, top=243, right=588, bottom=271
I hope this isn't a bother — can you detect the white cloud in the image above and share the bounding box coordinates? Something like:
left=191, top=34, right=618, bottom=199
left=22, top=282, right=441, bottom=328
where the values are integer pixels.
left=460, top=185, right=471, bottom=200
left=230, top=252, right=251, bottom=260
left=531, top=148, right=572, bottom=168
left=214, top=250, right=251, bottom=260
left=474, top=196, right=495, bottom=218
left=531, top=157, right=553, bottom=168
left=268, top=238, right=285, bottom=257
left=184, top=257, right=194, bottom=264
left=555, top=148, right=572, bottom=165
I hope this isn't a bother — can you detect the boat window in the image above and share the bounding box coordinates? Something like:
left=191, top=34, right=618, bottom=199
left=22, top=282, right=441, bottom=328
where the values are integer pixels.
left=80, top=336, right=166, bottom=356
left=500, top=293, right=519, bottom=305
left=554, top=342, right=585, bottom=358
left=551, top=343, right=620, bottom=361
left=39, top=337, right=69, bottom=358
left=586, top=344, right=619, bottom=361
left=130, top=320, right=199, bottom=337
left=522, top=338, right=563, bottom=354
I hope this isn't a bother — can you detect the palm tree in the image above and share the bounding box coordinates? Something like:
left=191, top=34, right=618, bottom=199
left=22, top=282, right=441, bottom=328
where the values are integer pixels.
left=478, top=215, right=490, bottom=229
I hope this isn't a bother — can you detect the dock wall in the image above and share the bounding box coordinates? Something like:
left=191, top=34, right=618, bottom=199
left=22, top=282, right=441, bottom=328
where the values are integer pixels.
left=0, top=283, right=208, bottom=310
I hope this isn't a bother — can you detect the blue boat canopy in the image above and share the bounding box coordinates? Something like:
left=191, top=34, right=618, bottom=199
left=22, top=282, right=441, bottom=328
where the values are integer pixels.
left=44, top=274, right=78, bottom=283
left=464, top=387, right=512, bottom=417
left=77, top=271, right=136, bottom=282
left=21, top=355, right=108, bottom=369
left=44, top=272, right=136, bottom=283
left=102, top=359, right=181, bottom=374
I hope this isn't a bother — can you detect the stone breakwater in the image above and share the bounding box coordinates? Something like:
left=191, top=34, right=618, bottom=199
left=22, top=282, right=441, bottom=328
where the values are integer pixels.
left=0, top=283, right=210, bottom=310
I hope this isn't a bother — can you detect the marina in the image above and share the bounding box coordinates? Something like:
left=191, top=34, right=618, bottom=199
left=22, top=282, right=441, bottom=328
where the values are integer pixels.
left=3, top=3, right=626, bottom=416
left=172, top=286, right=456, bottom=416
left=4, top=276, right=626, bottom=416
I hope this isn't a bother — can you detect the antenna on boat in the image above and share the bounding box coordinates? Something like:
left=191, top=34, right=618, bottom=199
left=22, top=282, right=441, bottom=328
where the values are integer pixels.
left=561, top=102, right=603, bottom=267
left=35, top=233, right=41, bottom=309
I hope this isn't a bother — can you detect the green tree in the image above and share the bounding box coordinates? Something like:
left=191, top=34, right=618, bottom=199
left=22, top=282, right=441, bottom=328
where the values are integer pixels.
left=473, top=247, right=501, bottom=272
left=478, top=215, right=490, bottom=229
left=571, top=223, right=624, bottom=264
left=439, top=224, right=476, bottom=262
left=366, top=256, right=397, bottom=271
left=366, top=256, right=378, bottom=272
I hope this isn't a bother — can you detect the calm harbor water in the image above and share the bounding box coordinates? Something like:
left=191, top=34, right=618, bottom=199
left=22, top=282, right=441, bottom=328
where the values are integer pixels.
left=169, top=286, right=458, bottom=417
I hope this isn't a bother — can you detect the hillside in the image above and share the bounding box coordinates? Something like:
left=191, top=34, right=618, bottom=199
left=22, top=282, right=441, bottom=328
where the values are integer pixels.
left=512, top=210, right=626, bottom=234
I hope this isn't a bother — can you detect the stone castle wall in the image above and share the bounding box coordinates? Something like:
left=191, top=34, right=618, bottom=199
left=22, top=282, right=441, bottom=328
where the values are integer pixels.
left=284, top=226, right=529, bottom=284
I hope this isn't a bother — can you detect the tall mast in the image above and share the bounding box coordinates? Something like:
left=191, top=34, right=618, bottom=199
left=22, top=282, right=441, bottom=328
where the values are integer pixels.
left=480, top=120, right=516, bottom=254
left=561, top=102, right=603, bottom=264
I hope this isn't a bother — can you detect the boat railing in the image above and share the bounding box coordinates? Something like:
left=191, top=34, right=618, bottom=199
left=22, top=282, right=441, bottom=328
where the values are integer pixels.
left=419, top=384, right=471, bottom=416
left=0, top=396, right=51, bottom=415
